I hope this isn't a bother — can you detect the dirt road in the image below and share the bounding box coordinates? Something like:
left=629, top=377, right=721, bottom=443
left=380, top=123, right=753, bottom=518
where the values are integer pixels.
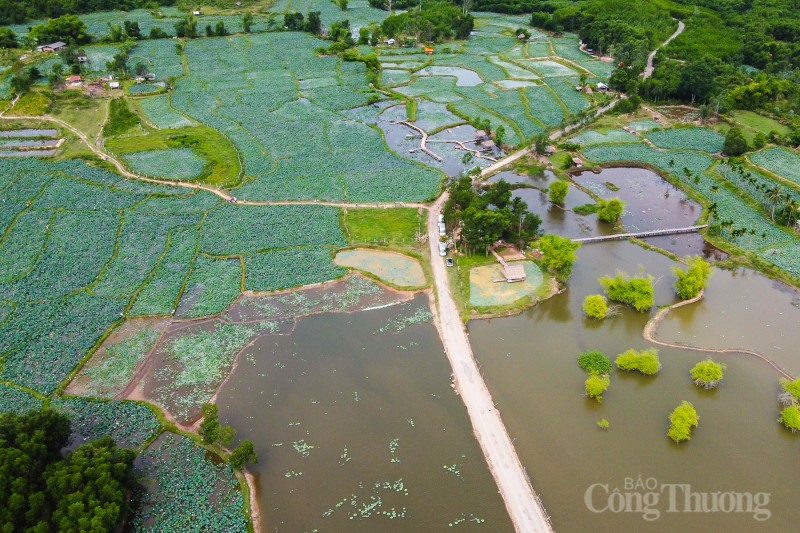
left=643, top=20, right=685, bottom=79
left=428, top=193, right=553, bottom=533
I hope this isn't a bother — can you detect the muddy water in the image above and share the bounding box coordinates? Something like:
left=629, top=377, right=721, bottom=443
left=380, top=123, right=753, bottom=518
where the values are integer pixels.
left=468, top=239, right=800, bottom=532
left=216, top=295, right=512, bottom=532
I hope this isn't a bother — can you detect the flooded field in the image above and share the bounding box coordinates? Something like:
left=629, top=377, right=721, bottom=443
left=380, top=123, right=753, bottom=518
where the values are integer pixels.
left=467, top=238, right=800, bottom=531
left=334, top=249, right=427, bottom=288
left=216, top=294, right=513, bottom=532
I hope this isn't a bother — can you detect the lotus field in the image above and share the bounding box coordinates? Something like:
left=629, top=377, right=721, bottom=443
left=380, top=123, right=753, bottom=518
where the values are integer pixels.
left=124, top=148, right=207, bottom=180
left=750, top=147, right=800, bottom=186
left=645, top=127, right=725, bottom=153
left=0, top=159, right=348, bottom=394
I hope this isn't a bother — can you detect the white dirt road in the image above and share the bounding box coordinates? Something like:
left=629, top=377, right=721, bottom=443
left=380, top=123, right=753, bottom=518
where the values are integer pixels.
left=428, top=193, right=553, bottom=533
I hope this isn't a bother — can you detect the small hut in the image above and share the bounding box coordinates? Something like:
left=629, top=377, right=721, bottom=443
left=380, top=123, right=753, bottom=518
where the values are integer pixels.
left=474, top=130, right=488, bottom=143
left=503, top=262, right=526, bottom=282
left=424, top=47, right=434, bottom=55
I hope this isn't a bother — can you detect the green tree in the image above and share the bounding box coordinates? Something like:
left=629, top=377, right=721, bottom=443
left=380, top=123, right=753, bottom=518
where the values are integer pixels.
left=494, top=124, right=506, bottom=146
left=673, top=255, right=712, bottom=299
left=338, top=0, right=349, bottom=10
left=548, top=181, right=568, bottom=204
left=723, top=126, right=748, bottom=156
left=596, top=197, right=625, bottom=223
left=690, top=359, right=726, bottom=389
left=615, top=348, right=661, bottom=375
left=599, top=272, right=654, bottom=312
left=230, top=439, right=258, bottom=469
left=30, top=15, right=90, bottom=45
left=535, top=234, right=580, bottom=283
left=582, top=294, right=608, bottom=319
left=667, top=401, right=699, bottom=442
left=578, top=350, right=611, bottom=374
left=215, top=20, right=228, bottom=36
left=585, top=373, right=610, bottom=402
left=0, top=27, right=18, bottom=48
left=780, top=405, right=800, bottom=433
left=123, top=20, right=141, bottom=39
left=306, top=11, right=322, bottom=34
left=0, top=409, right=133, bottom=532
left=199, top=403, right=220, bottom=444
left=242, top=13, right=254, bottom=33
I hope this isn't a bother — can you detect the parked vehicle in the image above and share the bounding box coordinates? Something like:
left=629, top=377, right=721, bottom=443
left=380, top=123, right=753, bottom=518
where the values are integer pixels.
left=438, top=241, right=447, bottom=256
left=446, top=257, right=454, bottom=267
left=438, top=222, right=446, bottom=236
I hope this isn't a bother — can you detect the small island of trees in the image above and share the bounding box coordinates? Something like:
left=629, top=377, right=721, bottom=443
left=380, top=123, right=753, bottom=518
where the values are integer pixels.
left=690, top=359, right=726, bottom=389
left=578, top=350, right=612, bottom=402
left=778, top=378, right=800, bottom=433
left=615, top=348, right=661, bottom=375
left=673, top=256, right=712, bottom=300
left=668, top=401, right=699, bottom=443
left=599, top=271, right=654, bottom=312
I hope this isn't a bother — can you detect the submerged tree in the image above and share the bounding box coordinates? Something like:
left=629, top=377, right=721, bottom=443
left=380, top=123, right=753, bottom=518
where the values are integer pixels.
left=673, top=255, right=712, bottom=299
left=668, top=401, right=699, bottom=442
left=596, top=197, right=625, bottom=224
left=585, top=373, right=610, bottom=402
left=535, top=234, right=580, bottom=283
left=690, top=359, right=726, bottom=389
left=599, top=272, right=654, bottom=312
left=582, top=294, right=608, bottom=319
left=616, top=348, right=661, bottom=375
left=548, top=180, right=569, bottom=205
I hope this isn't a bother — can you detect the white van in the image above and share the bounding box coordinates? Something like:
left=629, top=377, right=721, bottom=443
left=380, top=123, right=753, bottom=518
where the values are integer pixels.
left=384, top=38, right=395, bottom=45
left=438, top=222, right=446, bottom=236
left=438, top=241, right=447, bottom=256
left=438, top=213, right=444, bottom=223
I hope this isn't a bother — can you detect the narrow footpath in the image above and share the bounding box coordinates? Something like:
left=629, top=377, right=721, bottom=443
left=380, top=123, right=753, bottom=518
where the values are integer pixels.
left=643, top=20, right=685, bottom=79
left=427, top=193, right=553, bottom=533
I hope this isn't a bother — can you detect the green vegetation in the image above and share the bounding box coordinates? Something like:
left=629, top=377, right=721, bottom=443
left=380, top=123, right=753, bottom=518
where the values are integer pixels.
left=596, top=197, right=625, bottom=224
left=105, top=126, right=241, bottom=187
left=667, top=401, right=699, bottom=443
left=673, top=256, right=712, bottom=300
left=534, top=234, right=580, bottom=283
left=548, top=180, right=569, bottom=204
left=200, top=403, right=236, bottom=447
left=103, top=98, right=141, bottom=137
left=690, top=359, right=726, bottom=389
left=381, top=2, right=474, bottom=42
left=597, top=418, right=610, bottom=430
left=723, top=127, right=748, bottom=156
left=615, top=348, right=661, bottom=376
left=342, top=208, right=425, bottom=245
left=7, top=91, right=50, bottom=116
left=585, top=373, right=610, bottom=402
left=599, top=272, right=654, bottom=312
left=779, top=406, right=800, bottom=433
left=29, top=14, right=91, bottom=44
left=578, top=350, right=611, bottom=374
left=445, top=177, right=541, bottom=253
left=0, top=408, right=135, bottom=532
left=229, top=439, right=258, bottom=470
left=573, top=203, right=598, bottom=215
left=582, top=294, right=607, bottom=319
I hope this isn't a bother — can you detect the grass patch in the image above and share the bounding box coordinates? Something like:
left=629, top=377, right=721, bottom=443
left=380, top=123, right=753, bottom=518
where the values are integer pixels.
left=7, top=91, right=51, bottom=116
left=341, top=207, right=426, bottom=245
left=103, top=98, right=141, bottom=137
left=51, top=90, right=108, bottom=139
left=104, top=126, right=242, bottom=187
left=573, top=203, right=597, bottom=215
left=549, top=151, right=572, bottom=170
left=730, top=110, right=789, bottom=136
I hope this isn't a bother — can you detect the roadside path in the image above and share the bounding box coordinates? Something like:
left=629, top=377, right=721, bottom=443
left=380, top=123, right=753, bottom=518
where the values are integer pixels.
left=427, top=193, right=553, bottom=533
left=643, top=20, right=685, bottom=79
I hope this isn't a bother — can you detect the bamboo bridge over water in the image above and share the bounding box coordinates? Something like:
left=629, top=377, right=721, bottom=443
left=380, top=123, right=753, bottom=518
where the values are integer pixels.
left=572, top=224, right=708, bottom=244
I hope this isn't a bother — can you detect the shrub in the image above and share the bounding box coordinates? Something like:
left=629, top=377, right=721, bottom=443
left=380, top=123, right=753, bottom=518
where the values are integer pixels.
left=597, top=197, right=625, bottom=223
left=723, top=126, right=748, bottom=156
left=582, top=294, right=608, bottom=319
left=548, top=181, right=569, bottom=204
left=779, top=405, right=800, bottom=433
left=668, top=401, right=699, bottom=442
left=778, top=378, right=800, bottom=407
left=578, top=350, right=612, bottom=374
left=615, top=348, right=661, bottom=375
left=597, top=418, right=610, bottom=430
left=690, top=359, right=726, bottom=389
left=599, top=272, right=654, bottom=312
left=535, top=234, right=581, bottom=283
left=673, top=256, right=712, bottom=299
left=585, top=373, right=610, bottom=401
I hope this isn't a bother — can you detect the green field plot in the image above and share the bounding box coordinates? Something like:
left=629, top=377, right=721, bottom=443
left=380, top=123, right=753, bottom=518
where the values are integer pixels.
left=525, top=60, right=578, bottom=77
left=568, top=128, right=641, bottom=146
left=245, top=247, right=345, bottom=292
left=177, top=256, right=243, bottom=318
left=137, top=95, right=195, bottom=129
left=342, top=207, right=425, bottom=243
left=750, top=147, right=800, bottom=186
left=0, top=383, right=43, bottom=415
left=164, top=33, right=440, bottom=202
left=52, top=397, right=161, bottom=450
left=128, top=39, right=185, bottom=80
left=645, top=127, right=725, bottom=153
left=105, top=126, right=241, bottom=187
left=124, top=148, right=207, bottom=180
left=582, top=144, right=714, bottom=174
left=132, top=432, right=248, bottom=532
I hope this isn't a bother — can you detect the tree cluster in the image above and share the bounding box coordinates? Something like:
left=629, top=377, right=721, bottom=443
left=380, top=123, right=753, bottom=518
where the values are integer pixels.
left=690, top=359, right=726, bottom=389
left=29, top=14, right=91, bottom=45
left=599, top=271, right=653, bottom=312
left=615, top=348, right=661, bottom=375
left=577, top=350, right=612, bottom=402
left=444, top=176, right=542, bottom=254
left=672, top=255, right=711, bottom=300
left=667, top=401, right=699, bottom=442
left=199, top=403, right=257, bottom=470
left=0, top=0, right=176, bottom=26
left=381, top=2, right=474, bottom=43
left=534, top=234, right=580, bottom=283
left=0, top=408, right=135, bottom=532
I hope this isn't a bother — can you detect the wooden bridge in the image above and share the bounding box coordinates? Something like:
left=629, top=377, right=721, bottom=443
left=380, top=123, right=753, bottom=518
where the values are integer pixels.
left=572, top=225, right=708, bottom=244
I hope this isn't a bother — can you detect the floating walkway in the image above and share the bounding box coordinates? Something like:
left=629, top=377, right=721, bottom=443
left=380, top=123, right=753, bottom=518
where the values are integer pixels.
left=572, top=225, right=708, bottom=244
